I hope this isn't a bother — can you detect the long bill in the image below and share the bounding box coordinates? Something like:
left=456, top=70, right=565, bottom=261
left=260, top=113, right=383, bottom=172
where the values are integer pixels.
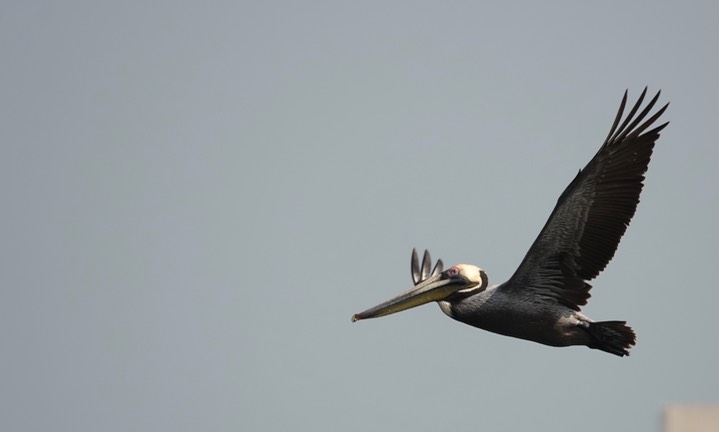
left=351, top=274, right=458, bottom=322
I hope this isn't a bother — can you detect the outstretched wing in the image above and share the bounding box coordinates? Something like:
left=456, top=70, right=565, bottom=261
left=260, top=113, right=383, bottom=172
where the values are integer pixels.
left=499, top=88, right=669, bottom=310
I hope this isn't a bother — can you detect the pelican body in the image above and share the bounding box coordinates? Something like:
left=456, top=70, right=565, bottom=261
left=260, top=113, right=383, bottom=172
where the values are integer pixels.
left=352, top=89, right=669, bottom=356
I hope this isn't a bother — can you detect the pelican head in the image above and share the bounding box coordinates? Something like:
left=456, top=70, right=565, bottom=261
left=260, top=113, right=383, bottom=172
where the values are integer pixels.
left=352, top=252, right=488, bottom=323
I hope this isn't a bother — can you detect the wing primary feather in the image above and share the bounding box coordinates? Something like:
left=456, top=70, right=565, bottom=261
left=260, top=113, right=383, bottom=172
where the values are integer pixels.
left=614, top=89, right=661, bottom=143
left=411, top=248, right=420, bottom=285
left=626, top=102, right=670, bottom=141
left=432, top=259, right=444, bottom=276
left=603, top=89, right=629, bottom=144
left=421, top=250, right=432, bottom=282
left=609, top=87, right=648, bottom=144
left=411, top=248, right=443, bottom=285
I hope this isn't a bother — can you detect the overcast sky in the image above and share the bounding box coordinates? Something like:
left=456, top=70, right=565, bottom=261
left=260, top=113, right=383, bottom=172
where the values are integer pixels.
left=2, top=2, right=718, bottom=431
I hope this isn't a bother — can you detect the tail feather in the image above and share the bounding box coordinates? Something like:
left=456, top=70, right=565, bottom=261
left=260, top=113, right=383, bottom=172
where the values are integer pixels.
left=586, top=321, right=636, bottom=357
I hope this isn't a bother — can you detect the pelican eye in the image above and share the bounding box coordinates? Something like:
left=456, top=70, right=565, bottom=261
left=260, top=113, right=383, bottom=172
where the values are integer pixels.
left=447, top=267, right=460, bottom=277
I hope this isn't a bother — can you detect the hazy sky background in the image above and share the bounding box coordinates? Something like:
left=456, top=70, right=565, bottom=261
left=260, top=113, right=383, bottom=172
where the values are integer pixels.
left=2, top=2, right=718, bottom=431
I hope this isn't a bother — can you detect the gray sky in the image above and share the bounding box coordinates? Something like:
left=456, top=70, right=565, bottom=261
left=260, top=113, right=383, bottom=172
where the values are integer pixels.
left=2, top=2, right=718, bottom=431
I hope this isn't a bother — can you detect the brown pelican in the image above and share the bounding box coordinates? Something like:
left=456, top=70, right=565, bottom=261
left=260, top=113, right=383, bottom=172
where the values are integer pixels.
left=352, top=88, right=669, bottom=356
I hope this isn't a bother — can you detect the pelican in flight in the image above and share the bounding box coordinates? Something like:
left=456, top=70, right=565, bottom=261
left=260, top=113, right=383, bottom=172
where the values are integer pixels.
left=352, top=89, right=669, bottom=356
